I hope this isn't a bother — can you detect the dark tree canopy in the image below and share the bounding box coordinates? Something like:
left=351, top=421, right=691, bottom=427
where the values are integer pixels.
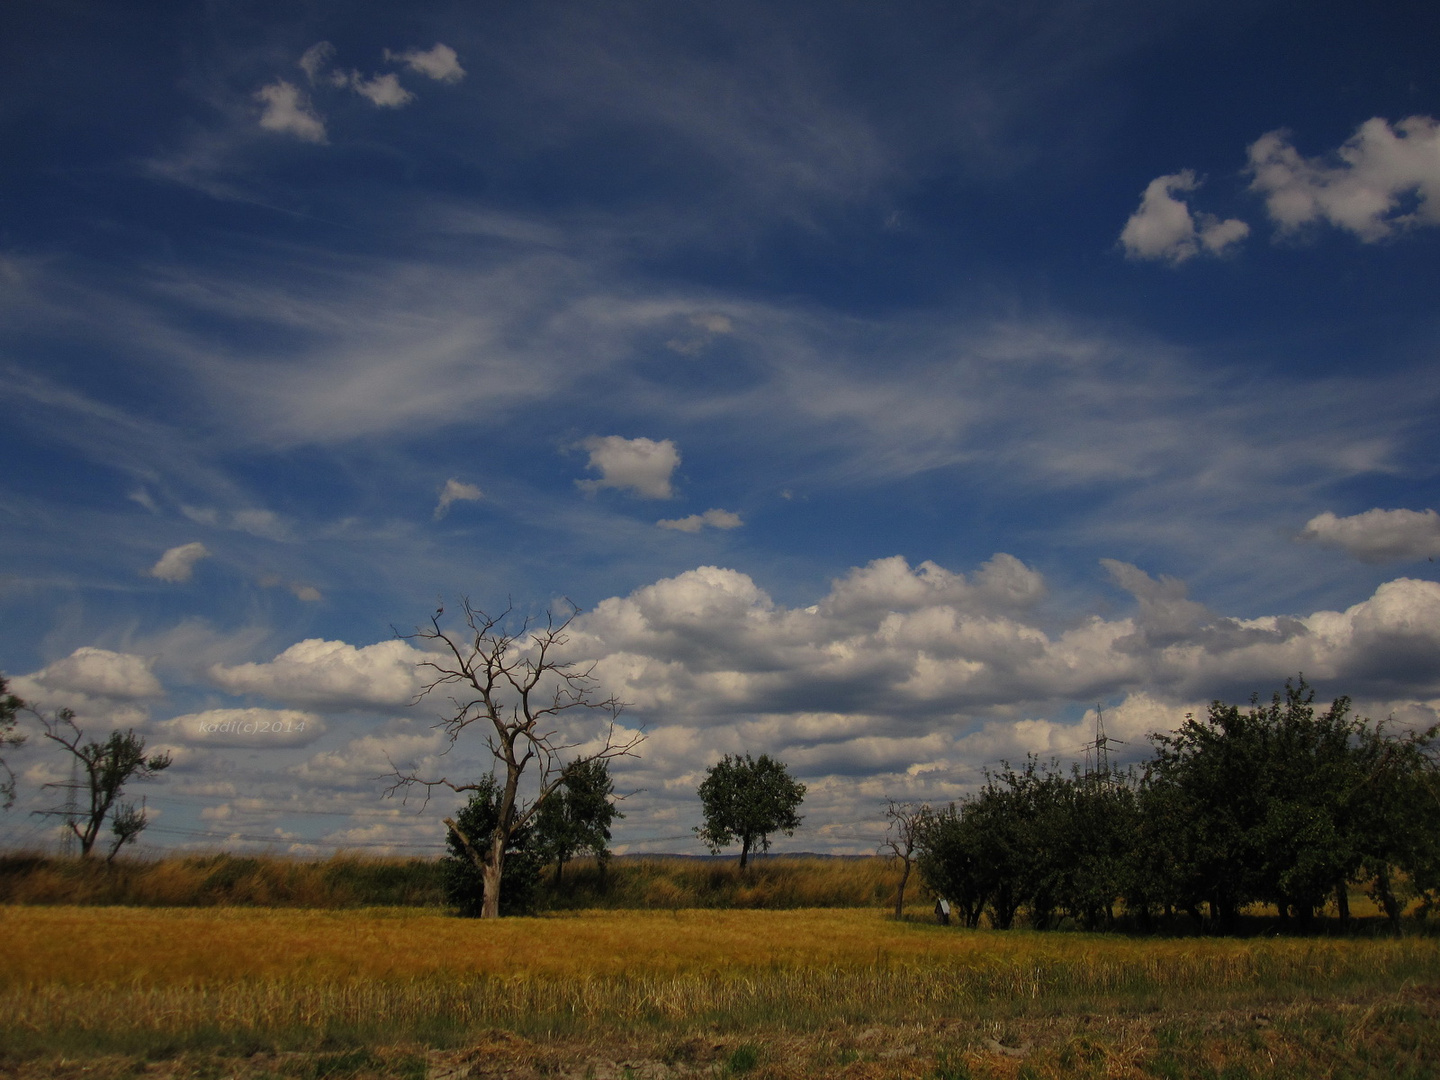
left=915, top=678, right=1440, bottom=935
left=533, top=758, right=622, bottom=886
left=1147, top=677, right=1438, bottom=931
left=695, top=753, right=805, bottom=868
left=0, top=676, right=25, bottom=810
left=441, top=774, right=542, bottom=917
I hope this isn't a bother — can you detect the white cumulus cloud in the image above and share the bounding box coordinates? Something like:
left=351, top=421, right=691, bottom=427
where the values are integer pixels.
left=577, top=435, right=680, bottom=499
left=1120, top=170, right=1250, bottom=263
left=1299, top=508, right=1440, bottom=563
left=149, top=542, right=210, bottom=583
left=385, top=43, right=465, bottom=83
left=208, top=638, right=426, bottom=710
left=1249, top=116, right=1440, bottom=241
left=351, top=72, right=415, bottom=108
left=10, top=647, right=163, bottom=729
left=22, top=647, right=162, bottom=700
left=562, top=557, right=1440, bottom=729
left=291, top=727, right=448, bottom=788
left=657, top=508, right=743, bottom=532
left=434, top=478, right=483, bottom=519
left=254, top=80, right=327, bottom=143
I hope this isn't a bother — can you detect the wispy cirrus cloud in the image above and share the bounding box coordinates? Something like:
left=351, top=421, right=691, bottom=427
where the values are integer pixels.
left=433, top=478, right=483, bottom=519
left=658, top=508, right=743, bottom=532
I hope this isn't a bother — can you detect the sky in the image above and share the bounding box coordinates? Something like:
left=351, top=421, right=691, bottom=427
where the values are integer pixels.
left=3, top=0, right=1440, bottom=858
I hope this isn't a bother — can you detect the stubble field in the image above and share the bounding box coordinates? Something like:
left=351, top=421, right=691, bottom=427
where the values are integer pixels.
left=3, top=904, right=1439, bottom=1079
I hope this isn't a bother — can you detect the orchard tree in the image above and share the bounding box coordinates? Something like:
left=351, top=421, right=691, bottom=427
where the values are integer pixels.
left=386, top=601, right=642, bottom=918
left=915, top=801, right=990, bottom=928
left=0, top=676, right=25, bottom=810
left=32, top=709, right=171, bottom=859
left=695, top=753, right=805, bottom=869
left=1148, top=678, right=1439, bottom=932
left=534, top=758, right=623, bottom=886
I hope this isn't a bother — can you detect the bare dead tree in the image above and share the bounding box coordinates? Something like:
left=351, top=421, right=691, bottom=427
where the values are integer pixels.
left=385, top=600, right=642, bottom=918
left=880, top=799, right=931, bottom=920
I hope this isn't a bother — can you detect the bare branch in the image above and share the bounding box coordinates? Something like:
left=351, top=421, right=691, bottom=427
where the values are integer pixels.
left=384, top=600, right=643, bottom=917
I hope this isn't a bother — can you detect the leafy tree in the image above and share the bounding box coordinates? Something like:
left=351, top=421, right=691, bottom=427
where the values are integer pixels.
left=32, top=709, right=171, bottom=860
left=917, top=759, right=1140, bottom=931
left=1048, top=771, right=1139, bottom=930
left=695, top=753, right=805, bottom=869
left=533, top=758, right=623, bottom=887
left=0, top=676, right=25, bottom=810
left=387, top=601, right=642, bottom=918
left=442, top=774, right=543, bottom=916
left=915, top=802, right=989, bottom=928
left=1146, top=677, right=1438, bottom=932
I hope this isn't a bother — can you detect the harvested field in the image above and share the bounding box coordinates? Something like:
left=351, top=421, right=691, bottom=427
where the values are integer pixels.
left=3, top=905, right=1438, bottom=1077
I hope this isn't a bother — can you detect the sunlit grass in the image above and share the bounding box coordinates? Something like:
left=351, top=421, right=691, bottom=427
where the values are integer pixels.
left=4, top=905, right=1438, bottom=1056
left=5, top=904, right=1431, bottom=983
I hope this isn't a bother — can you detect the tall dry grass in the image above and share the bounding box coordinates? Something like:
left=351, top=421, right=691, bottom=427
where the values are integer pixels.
left=0, top=852, right=900, bottom=910
left=0, top=852, right=447, bottom=908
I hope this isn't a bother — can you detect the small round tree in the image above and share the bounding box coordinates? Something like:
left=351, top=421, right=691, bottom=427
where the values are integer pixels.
left=694, top=753, right=805, bottom=868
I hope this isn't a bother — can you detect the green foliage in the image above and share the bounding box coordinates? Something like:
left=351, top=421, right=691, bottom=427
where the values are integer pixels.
left=695, top=754, right=806, bottom=869
left=725, top=1044, right=760, bottom=1074
left=33, top=709, right=171, bottom=858
left=0, top=675, right=25, bottom=810
left=442, top=775, right=542, bottom=916
left=917, top=759, right=1137, bottom=931
left=1145, top=677, right=1439, bottom=930
left=917, top=678, right=1440, bottom=934
left=533, top=758, right=622, bottom=887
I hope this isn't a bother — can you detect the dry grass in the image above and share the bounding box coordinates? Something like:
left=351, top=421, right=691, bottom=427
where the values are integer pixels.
left=0, top=852, right=446, bottom=908
left=0, top=853, right=898, bottom=910
left=4, top=904, right=1438, bottom=1064
left=4, top=904, right=1428, bottom=984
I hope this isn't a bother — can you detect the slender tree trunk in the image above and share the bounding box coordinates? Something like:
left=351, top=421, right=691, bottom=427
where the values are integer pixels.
left=1375, top=865, right=1402, bottom=934
left=894, top=858, right=911, bottom=919
left=1335, top=877, right=1351, bottom=929
left=739, top=835, right=750, bottom=870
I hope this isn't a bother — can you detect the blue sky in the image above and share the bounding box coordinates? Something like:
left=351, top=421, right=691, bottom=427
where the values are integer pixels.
left=4, top=0, right=1440, bottom=856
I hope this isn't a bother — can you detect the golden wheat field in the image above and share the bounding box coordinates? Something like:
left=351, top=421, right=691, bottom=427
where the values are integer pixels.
left=4, top=903, right=1440, bottom=1080
left=6, top=904, right=1432, bottom=984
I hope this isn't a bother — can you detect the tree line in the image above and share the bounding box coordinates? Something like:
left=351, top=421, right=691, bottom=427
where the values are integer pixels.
left=0, top=602, right=808, bottom=919
left=908, top=679, right=1440, bottom=934
left=11, top=594, right=1434, bottom=934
